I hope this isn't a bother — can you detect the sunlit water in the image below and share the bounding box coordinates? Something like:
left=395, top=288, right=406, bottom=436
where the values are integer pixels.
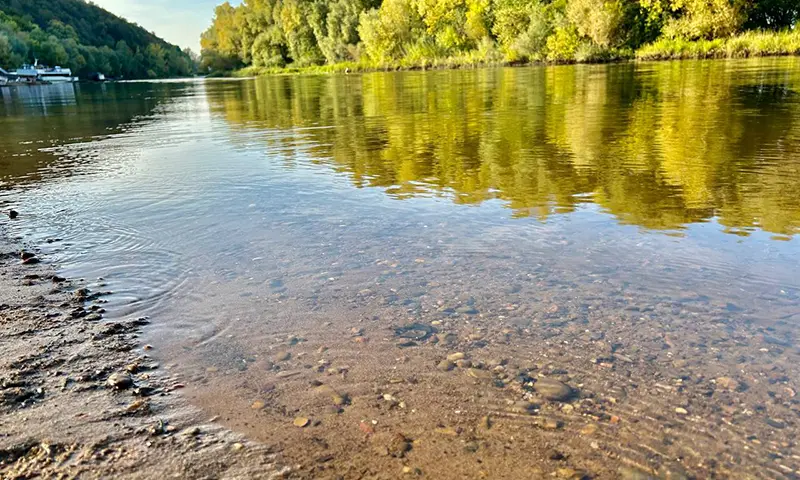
left=2, top=58, right=800, bottom=477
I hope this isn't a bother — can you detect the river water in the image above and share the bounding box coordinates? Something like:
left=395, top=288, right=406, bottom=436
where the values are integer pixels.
left=1, top=59, right=800, bottom=478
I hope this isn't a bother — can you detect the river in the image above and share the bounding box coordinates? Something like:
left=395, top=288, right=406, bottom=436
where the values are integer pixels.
left=1, top=58, right=799, bottom=478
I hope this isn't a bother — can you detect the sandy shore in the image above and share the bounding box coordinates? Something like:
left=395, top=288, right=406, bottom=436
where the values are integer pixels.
left=0, top=220, right=287, bottom=479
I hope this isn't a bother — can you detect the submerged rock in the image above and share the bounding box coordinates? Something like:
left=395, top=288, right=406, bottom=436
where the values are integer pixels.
left=107, top=372, right=134, bottom=390
left=293, top=417, right=310, bottom=428
left=395, top=323, right=436, bottom=341
left=534, top=378, right=574, bottom=401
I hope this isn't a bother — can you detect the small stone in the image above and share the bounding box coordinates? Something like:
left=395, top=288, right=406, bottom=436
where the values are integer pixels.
left=479, top=415, right=492, bottom=429
left=456, top=306, right=478, bottom=315
left=766, top=418, right=787, bottom=429
left=434, top=426, right=460, bottom=436
left=467, top=368, right=492, bottom=380
left=715, top=377, right=741, bottom=392
left=557, top=467, right=588, bottom=479
left=437, top=360, right=455, bottom=372
left=534, top=378, right=573, bottom=401
left=232, top=443, right=245, bottom=451
left=389, top=433, right=412, bottom=457
left=107, top=372, right=134, bottom=390
left=675, top=407, right=688, bottom=415
left=274, top=351, right=291, bottom=362
left=539, top=417, right=562, bottom=430
left=455, top=359, right=472, bottom=369
left=22, top=257, right=40, bottom=265
left=293, top=417, right=310, bottom=427
left=126, top=399, right=148, bottom=412
left=580, top=424, right=598, bottom=435
left=20, top=251, right=36, bottom=260
left=359, top=421, right=375, bottom=435
left=8, top=210, right=18, bottom=219
left=447, top=352, right=466, bottom=362
left=251, top=400, right=266, bottom=410
left=619, top=466, right=656, bottom=480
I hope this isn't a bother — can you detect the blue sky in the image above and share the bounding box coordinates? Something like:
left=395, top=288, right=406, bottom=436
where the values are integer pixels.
left=92, top=0, right=241, bottom=52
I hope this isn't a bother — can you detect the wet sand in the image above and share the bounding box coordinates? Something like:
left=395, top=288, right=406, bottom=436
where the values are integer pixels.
left=0, top=226, right=286, bottom=479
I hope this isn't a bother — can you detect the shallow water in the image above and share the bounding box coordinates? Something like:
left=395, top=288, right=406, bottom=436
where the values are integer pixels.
left=2, top=59, right=800, bottom=478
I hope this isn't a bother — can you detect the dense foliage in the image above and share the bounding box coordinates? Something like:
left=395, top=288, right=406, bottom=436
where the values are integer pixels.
left=0, top=0, right=195, bottom=78
left=200, top=0, right=799, bottom=71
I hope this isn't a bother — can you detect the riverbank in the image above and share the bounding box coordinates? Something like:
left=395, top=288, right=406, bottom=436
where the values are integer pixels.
left=0, top=212, right=286, bottom=478
left=223, top=30, right=800, bottom=77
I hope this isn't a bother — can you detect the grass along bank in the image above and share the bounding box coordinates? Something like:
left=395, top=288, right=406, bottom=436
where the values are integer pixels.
left=637, top=30, right=800, bottom=61
left=226, top=30, right=800, bottom=77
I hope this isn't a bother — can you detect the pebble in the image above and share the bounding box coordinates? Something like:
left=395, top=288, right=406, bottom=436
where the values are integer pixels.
left=293, top=417, right=310, bottom=428
left=479, top=415, right=492, bottom=429
left=580, top=424, right=598, bottom=435
left=675, top=407, right=688, bottom=415
left=232, top=443, right=245, bottom=451
left=539, top=417, right=562, bottom=430
left=455, top=359, right=472, bottom=368
left=619, top=466, right=656, bottom=479
left=447, top=352, right=466, bottom=362
left=107, top=372, right=134, bottom=390
left=434, top=426, right=460, bottom=436
left=715, top=377, right=741, bottom=391
left=557, top=467, right=588, bottom=479
left=389, top=433, right=412, bottom=457
left=467, top=368, right=492, bottom=380
left=274, top=351, right=291, bottom=362
left=437, top=360, right=455, bottom=371
left=534, top=378, right=573, bottom=401
left=8, top=210, right=18, bottom=219
left=251, top=400, right=266, bottom=410
left=766, top=418, right=787, bottom=429
left=21, top=257, right=40, bottom=265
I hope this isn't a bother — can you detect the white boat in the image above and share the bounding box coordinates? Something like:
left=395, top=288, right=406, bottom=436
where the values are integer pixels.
left=14, top=62, right=77, bottom=83
left=14, top=64, right=39, bottom=82
left=38, top=66, right=77, bottom=83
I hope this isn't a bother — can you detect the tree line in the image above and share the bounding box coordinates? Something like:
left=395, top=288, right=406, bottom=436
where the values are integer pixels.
left=200, top=0, right=798, bottom=71
left=0, top=0, right=195, bottom=78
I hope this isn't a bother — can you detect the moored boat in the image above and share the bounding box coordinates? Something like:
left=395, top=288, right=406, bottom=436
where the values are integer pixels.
left=13, top=62, right=77, bottom=83
left=37, top=66, right=77, bottom=83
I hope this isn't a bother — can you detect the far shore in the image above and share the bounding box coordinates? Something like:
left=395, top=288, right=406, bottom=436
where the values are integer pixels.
left=209, top=31, right=800, bottom=78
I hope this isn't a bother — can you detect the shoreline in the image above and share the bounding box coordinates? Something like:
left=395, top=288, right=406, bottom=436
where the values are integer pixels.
left=218, top=34, right=800, bottom=78
left=0, top=213, right=286, bottom=478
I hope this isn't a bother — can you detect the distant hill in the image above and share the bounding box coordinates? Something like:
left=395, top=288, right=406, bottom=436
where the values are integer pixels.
left=0, top=0, right=195, bottom=79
